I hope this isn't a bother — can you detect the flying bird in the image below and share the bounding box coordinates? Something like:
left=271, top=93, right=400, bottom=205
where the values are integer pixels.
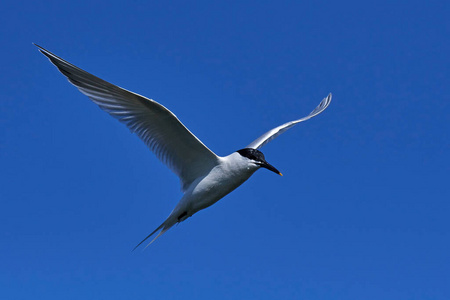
left=35, top=44, right=332, bottom=249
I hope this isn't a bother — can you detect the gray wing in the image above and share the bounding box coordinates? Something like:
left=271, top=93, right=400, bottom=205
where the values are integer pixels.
left=246, top=93, right=332, bottom=149
left=36, top=44, right=219, bottom=192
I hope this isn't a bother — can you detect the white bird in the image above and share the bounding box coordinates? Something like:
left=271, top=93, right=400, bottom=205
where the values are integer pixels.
left=35, top=44, right=332, bottom=249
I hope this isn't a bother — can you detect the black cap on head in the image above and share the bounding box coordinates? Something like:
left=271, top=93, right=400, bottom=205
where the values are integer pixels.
left=236, top=148, right=282, bottom=176
left=237, top=148, right=266, bottom=162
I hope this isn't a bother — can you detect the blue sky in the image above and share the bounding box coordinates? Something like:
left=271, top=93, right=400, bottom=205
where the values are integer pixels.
left=1, top=0, right=449, bottom=299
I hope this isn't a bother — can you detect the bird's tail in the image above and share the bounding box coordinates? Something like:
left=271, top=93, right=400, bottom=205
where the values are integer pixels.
left=132, top=217, right=177, bottom=251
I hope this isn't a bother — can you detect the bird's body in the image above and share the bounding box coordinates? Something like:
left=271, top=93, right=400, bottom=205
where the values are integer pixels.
left=176, top=152, right=259, bottom=220
left=134, top=151, right=262, bottom=248
left=36, top=44, right=331, bottom=249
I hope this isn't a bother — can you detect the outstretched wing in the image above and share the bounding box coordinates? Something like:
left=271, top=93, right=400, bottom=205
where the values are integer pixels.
left=36, top=44, right=219, bottom=191
left=246, top=94, right=332, bottom=149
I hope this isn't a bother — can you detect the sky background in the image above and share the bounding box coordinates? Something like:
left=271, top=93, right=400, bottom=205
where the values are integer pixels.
left=1, top=0, right=449, bottom=299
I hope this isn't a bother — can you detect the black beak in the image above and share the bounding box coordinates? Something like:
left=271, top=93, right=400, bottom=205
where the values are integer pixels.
left=260, top=161, right=283, bottom=176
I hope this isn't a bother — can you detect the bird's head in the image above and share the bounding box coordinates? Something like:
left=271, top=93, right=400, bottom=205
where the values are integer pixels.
left=236, top=148, right=282, bottom=176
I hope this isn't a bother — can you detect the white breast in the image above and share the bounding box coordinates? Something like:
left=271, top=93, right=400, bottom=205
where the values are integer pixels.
left=176, top=152, right=259, bottom=216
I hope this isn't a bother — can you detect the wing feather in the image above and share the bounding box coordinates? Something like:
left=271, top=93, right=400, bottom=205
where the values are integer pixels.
left=36, top=45, right=219, bottom=191
left=246, top=94, right=332, bottom=149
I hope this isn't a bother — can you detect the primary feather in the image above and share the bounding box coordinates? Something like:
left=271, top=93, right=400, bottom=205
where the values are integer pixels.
left=35, top=44, right=218, bottom=191
left=246, top=93, right=332, bottom=149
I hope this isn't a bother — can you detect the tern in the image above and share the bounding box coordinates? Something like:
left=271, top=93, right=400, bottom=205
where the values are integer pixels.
left=35, top=44, right=332, bottom=249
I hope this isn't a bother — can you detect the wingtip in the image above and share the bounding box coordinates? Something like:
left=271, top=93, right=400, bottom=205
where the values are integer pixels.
left=33, top=43, right=43, bottom=50
left=33, top=43, right=50, bottom=58
left=34, top=44, right=57, bottom=59
left=322, top=93, right=332, bottom=108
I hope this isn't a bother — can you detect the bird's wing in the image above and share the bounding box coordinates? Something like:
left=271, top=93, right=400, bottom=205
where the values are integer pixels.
left=36, top=44, right=219, bottom=191
left=246, top=93, right=332, bottom=149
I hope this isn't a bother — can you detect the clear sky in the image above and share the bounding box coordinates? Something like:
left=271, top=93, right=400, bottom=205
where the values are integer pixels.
left=1, top=0, right=449, bottom=299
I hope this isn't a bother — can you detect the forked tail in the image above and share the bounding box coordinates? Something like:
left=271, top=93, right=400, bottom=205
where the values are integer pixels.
left=132, top=218, right=177, bottom=251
